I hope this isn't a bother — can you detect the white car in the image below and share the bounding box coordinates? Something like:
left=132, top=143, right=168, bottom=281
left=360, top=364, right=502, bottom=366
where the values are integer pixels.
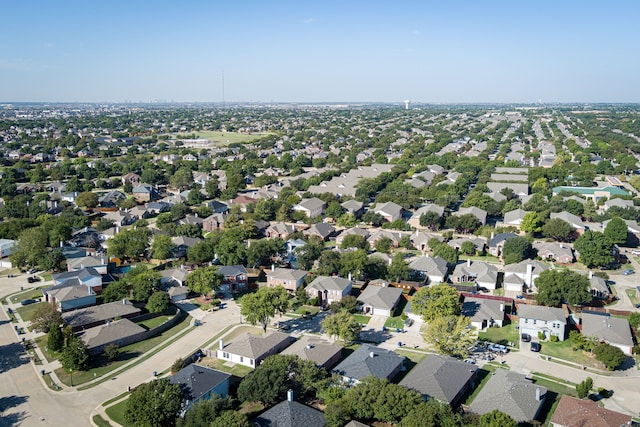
left=631, top=250, right=640, bottom=256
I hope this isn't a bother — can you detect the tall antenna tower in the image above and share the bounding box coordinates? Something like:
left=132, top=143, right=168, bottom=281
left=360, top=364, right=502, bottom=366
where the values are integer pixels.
left=404, top=100, right=410, bottom=110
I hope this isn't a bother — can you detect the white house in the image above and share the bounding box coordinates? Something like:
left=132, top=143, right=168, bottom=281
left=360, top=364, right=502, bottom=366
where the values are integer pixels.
left=305, top=276, right=352, bottom=307
left=357, top=285, right=403, bottom=317
left=518, top=305, right=567, bottom=341
left=216, top=332, right=292, bottom=368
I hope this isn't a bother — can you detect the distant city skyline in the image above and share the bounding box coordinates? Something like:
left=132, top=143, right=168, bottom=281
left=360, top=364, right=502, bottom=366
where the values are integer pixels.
left=2, top=1, right=639, bottom=103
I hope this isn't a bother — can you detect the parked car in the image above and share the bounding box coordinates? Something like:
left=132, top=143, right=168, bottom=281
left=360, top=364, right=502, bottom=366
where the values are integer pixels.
left=488, top=343, right=509, bottom=354
left=27, top=276, right=39, bottom=283
left=623, top=269, right=635, bottom=275
left=632, top=250, right=640, bottom=256
left=521, top=333, right=531, bottom=342
left=20, top=299, right=36, bottom=306
left=530, top=342, right=541, bottom=352
left=404, top=318, right=414, bottom=327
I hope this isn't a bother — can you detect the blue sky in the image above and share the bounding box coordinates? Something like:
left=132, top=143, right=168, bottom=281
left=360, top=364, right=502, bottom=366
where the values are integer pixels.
left=2, top=1, right=639, bottom=103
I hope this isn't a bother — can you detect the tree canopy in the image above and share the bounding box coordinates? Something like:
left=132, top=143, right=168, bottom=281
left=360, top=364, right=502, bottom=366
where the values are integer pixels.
left=186, top=266, right=222, bottom=296
left=423, top=315, right=474, bottom=358
left=125, top=378, right=183, bottom=427
left=411, top=283, right=461, bottom=321
left=573, top=230, right=614, bottom=268
left=534, top=269, right=591, bottom=306
left=321, top=311, right=362, bottom=342
left=240, top=286, right=289, bottom=332
left=604, top=217, right=628, bottom=245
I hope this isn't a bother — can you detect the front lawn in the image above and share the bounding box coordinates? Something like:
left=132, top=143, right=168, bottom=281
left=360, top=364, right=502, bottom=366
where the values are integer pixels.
left=294, top=305, right=320, bottom=316
left=15, top=301, right=46, bottom=323
left=198, top=357, right=253, bottom=377
left=384, top=316, right=405, bottom=330
left=625, top=289, right=638, bottom=306
left=539, top=338, right=602, bottom=369
left=478, top=322, right=519, bottom=348
left=105, top=400, right=129, bottom=427
left=353, top=314, right=371, bottom=325
left=9, top=287, right=47, bottom=304
left=136, top=315, right=171, bottom=330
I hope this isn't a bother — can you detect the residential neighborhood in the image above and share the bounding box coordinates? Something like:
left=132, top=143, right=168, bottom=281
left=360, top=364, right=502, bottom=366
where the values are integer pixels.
left=2, top=103, right=640, bottom=427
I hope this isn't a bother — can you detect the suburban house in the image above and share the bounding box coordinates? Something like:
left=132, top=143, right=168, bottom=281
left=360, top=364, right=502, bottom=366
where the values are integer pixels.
left=332, top=344, right=405, bottom=385
left=98, top=190, right=125, bottom=208
left=588, top=272, right=610, bottom=300
left=171, top=236, right=202, bottom=258
left=408, top=255, right=448, bottom=284
left=400, top=354, right=477, bottom=406
left=462, top=296, right=505, bottom=330
left=253, top=391, right=325, bottom=427
left=518, top=305, right=567, bottom=341
left=447, top=237, right=486, bottom=254
left=533, top=241, right=574, bottom=264
left=356, top=285, right=403, bottom=317
left=305, top=276, right=352, bottom=307
left=454, top=206, right=487, bottom=225
left=451, top=260, right=499, bottom=290
left=216, top=332, right=292, bottom=368
left=101, top=209, right=138, bottom=226
left=132, top=184, right=160, bottom=202
left=78, top=318, right=146, bottom=356
left=367, top=230, right=404, bottom=249
left=469, top=369, right=546, bottom=423
left=487, top=233, right=518, bottom=257
left=503, top=208, right=528, bottom=228
left=335, top=227, right=370, bottom=247
left=504, top=260, right=548, bottom=292
left=550, top=211, right=585, bottom=234
left=169, top=364, right=231, bottom=416
left=266, top=268, right=307, bottom=292
left=303, top=223, right=336, bottom=241
left=53, top=267, right=103, bottom=292
left=549, top=395, right=632, bottom=427
left=62, top=300, right=141, bottom=332
left=581, top=311, right=634, bottom=354
left=552, top=185, right=629, bottom=203
left=66, top=255, right=109, bottom=275
left=292, top=197, right=326, bottom=218
left=121, top=172, right=141, bottom=186
left=373, top=201, right=403, bottom=222
left=341, top=199, right=364, bottom=218
left=217, top=265, right=248, bottom=291
left=265, top=222, right=296, bottom=239
left=280, top=335, right=342, bottom=369
left=603, top=197, right=634, bottom=212
left=202, top=213, right=226, bottom=232
left=407, top=204, right=444, bottom=228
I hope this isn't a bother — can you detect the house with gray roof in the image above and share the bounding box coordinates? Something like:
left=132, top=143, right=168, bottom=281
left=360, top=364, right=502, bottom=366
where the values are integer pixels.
left=487, top=182, right=529, bottom=197
left=487, top=232, right=518, bottom=257
left=62, top=300, right=141, bottom=331
left=550, top=211, right=585, bottom=234
left=518, top=305, right=566, bottom=341
left=533, top=241, right=574, bottom=264
left=408, top=255, right=448, bottom=284
left=66, top=255, right=109, bottom=275
left=452, top=260, right=499, bottom=290
left=503, top=209, right=528, bottom=228
left=462, top=296, right=505, bottom=329
left=357, top=285, right=403, bottom=317
left=266, top=268, right=307, bottom=292
left=216, top=331, right=292, bottom=368
left=408, top=204, right=445, bottom=229
left=505, top=260, right=548, bottom=292
left=303, top=222, right=336, bottom=241
left=218, top=265, right=248, bottom=291
left=447, top=237, right=487, bottom=254
left=280, top=335, right=342, bottom=369
left=581, top=311, right=633, bottom=354
left=469, top=368, right=546, bottom=423
left=400, top=354, right=477, bottom=406
left=341, top=199, right=364, bottom=218
left=454, top=206, right=487, bottom=225
left=253, top=392, right=325, bottom=427
left=305, top=276, right=352, bottom=307
left=169, top=364, right=230, bottom=416
left=373, top=201, right=403, bottom=222
left=332, top=344, right=404, bottom=384
left=335, top=227, right=370, bottom=246
left=587, top=272, right=610, bottom=299
left=79, top=318, right=146, bottom=355
left=293, top=197, right=326, bottom=218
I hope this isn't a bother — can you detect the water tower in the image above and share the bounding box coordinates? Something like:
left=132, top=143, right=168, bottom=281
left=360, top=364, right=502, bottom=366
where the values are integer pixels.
left=404, top=100, right=410, bottom=110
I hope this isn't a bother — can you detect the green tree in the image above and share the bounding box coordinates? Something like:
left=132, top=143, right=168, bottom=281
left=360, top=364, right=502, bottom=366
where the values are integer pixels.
left=47, top=325, right=64, bottom=352
left=170, top=166, right=194, bottom=191
left=295, top=238, right=323, bottom=270
left=373, top=382, right=423, bottom=424
left=102, top=280, right=130, bottom=303
left=10, top=226, right=48, bottom=269
left=479, top=409, right=518, bottom=427
left=520, top=211, right=542, bottom=233
left=401, top=399, right=462, bottom=427
left=125, top=378, right=183, bottom=427
left=593, top=342, right=626, bottom=370
left=187, top=238, right=218, bottom=264
left=460, top=240, right=476, bottom=255
left=130, top=270, right=161, bottom=302
left=325, top=201, right=345, bottom=220
left=237, top=354, right=326, bottom=405
left=576, top=377, right=593, bottom=399
left=151, top=234, right=174, bottom=260
left=146, top=291, right=171, bottom=313
left=541, top=218, right=574, bottom=242
left=374, top=236, right=393, bottom=253
left=340, top=234, right=369, bottom=250
left=187, top=187, right=203, bottom=206
left=604, top=217, right=628, bottom=245
left=502, top=236, right=532, bottom=265
left=321, top=311, right=362, bottom=342
left=210, top=411, right=250, bottom=427
left=240, top=286, right=289, bottom=332
left=60, top=334, right=90, bottom=371
left=433, top=243, right=459, bottom=264
left=419, top=211, right=442, bottom=230
left=411, top=283, right=461, bottom=321
left=423, top=315, right=474, bottom=358
left=574, top=230, right=614, bottom=268
left=75, top=191, right=99, bottom=208
left=186, top=266, right=222, bottom=296
left=177, top=394, right=234, bottom=427
left=104, top=343, right=119, bottom=362
left=534, top=269, right=591, bottom=307
left=30, top=302, right=62, bottom=333
left=317, top=250, right=343, bottom=276
left=386, top=252, right=410, bottom=282
left=339, top=249, right=368, bottom=278
left=107, top=227, right=151, bottom=260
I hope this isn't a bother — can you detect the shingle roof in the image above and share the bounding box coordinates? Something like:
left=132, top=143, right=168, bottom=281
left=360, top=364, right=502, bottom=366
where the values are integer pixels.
left=79, top=318, right=146, bottom=350
left=280, top=336, right=342, bottom=368
left=306, top=276, right=352, bottom=293
left=169, top=364, right=230, bottom=402
left=469, top=368, right=546, bottom=422
left=400, top=354, right=477, bottom=405
left=550, top=395, right=632, bottom=427
left=517, top=305, right=566, bottom=323
left=268, top=268, right=307, bottom=282
left=408, top=255, right=448, bottom=274
left=253, top=400, right=325, bottom=427
left=332, top=344, right=404, bottom=381
left=62, top=301, right=140, bottom=327
left=356, top=285, right=403, bottom=311
left=581, top=311, right=633, bottom=350
left=222, top=331, right=291, bottom=360
left=53, top=267, right=101, bottom=284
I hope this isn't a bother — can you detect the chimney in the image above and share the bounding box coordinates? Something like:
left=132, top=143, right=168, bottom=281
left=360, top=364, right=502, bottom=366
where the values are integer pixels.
left=467, top=259, right=471, bottom=267
left=219, top=339, right=224, bottom=350
left=526, top=263, right=533, bottom=285
left=388, top=257, right=392, bottom=266
left=122, top=298, right=126, bottom=304
left=491, top=232, right=495, bottom=239
left=287, top=389, right=294, bottom=402
left=535, top=388, right=542, bottom=401
left=195, top=213, right=198, bottom=218
left=115, top=226, right=120, bottom=234
left=348, top=272, right=352, bottom=281
left=271, top=264, right=275, bottom=272
left=588, top=271, right=593, bottom=279
left=369, top=351, right=375, bottom=358
left=500, top=303, right=504, bottom=312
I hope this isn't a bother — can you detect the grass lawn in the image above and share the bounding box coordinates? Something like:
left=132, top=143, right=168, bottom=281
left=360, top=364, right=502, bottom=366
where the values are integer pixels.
left=625, top=289, right=638, bottom=306
left=135, top=315, right=171, bottom=330
left=15, top=301, right=45, bottom=322
left=35, top=335, right=60, bottom=363
left=353, top=314, right=371, bottom=325
left=394, top=349, right=429, bottom=364
left=294, top=305, right=320, bottom=316
left=384, top=316, right=405, bottom=330
left=105, top=400, right=129, bottom=427
left=539, top=339, right=602, bottom=369
left=56, top=311, right=192, bottom=386
left=9, top=287, right=47, bottom=304
left=239, top=401, right=265, bottom=417
left=478, top=322, right=519, bottom=348
left=170, top=130, right=272, bottom=145
left=198, top=357, right=254, bottom=377
left=92, top=415, right=113, bottom=427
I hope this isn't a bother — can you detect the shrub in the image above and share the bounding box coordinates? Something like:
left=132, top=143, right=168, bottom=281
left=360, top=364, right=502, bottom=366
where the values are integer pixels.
left=598, top=387, right=610, bottom=398
left=550, top=335, right=559, bottom=342
left=538, top=331, right=546, bottom=340
left=593, top=343, right=626, bottom=371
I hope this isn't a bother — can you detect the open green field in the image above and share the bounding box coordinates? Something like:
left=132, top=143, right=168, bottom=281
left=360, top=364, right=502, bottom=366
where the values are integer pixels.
left=171, top=131, right=272, bottom=146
